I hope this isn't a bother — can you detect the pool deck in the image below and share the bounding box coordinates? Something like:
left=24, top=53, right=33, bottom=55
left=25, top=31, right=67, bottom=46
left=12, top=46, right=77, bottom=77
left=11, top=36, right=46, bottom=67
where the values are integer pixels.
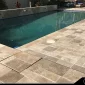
left=0, top=8, right=85, bottom=83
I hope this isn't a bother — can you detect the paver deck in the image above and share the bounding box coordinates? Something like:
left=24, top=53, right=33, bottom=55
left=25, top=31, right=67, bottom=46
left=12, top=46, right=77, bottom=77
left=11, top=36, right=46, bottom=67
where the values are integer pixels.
left=0, top=8, right=85, bottom=83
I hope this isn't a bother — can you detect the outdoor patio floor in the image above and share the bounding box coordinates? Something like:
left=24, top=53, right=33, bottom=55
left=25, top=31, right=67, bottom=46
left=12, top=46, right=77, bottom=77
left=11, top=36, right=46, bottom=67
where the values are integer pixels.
left=0, top=9, right=85, bottom=83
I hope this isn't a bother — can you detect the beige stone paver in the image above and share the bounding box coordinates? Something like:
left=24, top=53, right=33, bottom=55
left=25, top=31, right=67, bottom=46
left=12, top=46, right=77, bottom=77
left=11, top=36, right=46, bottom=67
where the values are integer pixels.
left=0, top=81, right=4, bottom=83
left=0, top=64, right=11, bottom=77
left=14, top=52, right=42, bottom=64
left=44, top=56, right=58, bottom=63
left=0, top=44, right=5, bottom=48
left=26, top=49, right=49, bottom=58
left=63, top=69, right=85, bottom=83
left=72, top=65, right=85, bottom=74
left=75, top=57, right=85, bottom=67
left=0, top=46, right=20, bottom=60
left=0, top=70, right=24, bottom=83
left=21, top=69, right=54, bottom=83
left=28, top=59, right=69, bottom=76
left=0, top=46, right=20, bottom=55
left=0, top=56, right=31, bottom=72
left=17, top=77, right=38, bottom=83
left=56, top=77, right=72, bottom=83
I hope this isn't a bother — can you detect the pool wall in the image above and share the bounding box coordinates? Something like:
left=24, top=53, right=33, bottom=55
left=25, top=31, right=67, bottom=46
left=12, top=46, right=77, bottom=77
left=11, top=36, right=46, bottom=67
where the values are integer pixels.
left=0, top=5, right=57, bottom=19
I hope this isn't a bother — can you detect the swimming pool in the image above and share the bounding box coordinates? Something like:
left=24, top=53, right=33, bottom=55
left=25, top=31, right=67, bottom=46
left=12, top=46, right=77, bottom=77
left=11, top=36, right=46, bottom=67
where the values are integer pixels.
left=0, top=10, right=85, bottom=48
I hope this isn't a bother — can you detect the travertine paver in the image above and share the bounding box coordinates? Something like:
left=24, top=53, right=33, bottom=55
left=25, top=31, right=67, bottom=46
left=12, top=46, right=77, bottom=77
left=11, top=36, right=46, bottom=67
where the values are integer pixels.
left=0, top=58, right=4, bottom=62
left=28, top=59, right=69, bottom=76
left=26, top=49, right=49, bottom=58
left=0, top=70, right=24, bottom=83
left=0, top=46, right=20, bottom=55
left=0, top=64, right=11, bottom=77
left=57, top=77, right=72, bottom=83
left=0, top=81, right=3, bottom=83
left=63, top=69, right=85, bottom=83
left=0, top=8, right=85, bottom=83
left=0, top=46, right=20, bottom=60
left=14, top=52, right=42, bottom=64
left=0, top=56, right=31, bottom=72
left=17, top=77, right=38, bottom=83
left=43, top=46, right=57, bottom=52
left=56, top=59, right=74, bottom=68
left=72, top=65, right=85, bottom=74
left=75, top=56, right=85, bottom=67
left=44, top=56, right=58, bottom=63
left=21, top=69, right=54, bottom=83
left=0, top=44, right=5, bottom=48
left=29, top=65, right=61, bottom=82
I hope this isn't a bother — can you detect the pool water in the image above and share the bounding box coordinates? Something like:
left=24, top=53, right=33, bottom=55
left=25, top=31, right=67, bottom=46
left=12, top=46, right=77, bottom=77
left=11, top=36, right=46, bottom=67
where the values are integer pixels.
left=0, top=11, right=85, bottom=48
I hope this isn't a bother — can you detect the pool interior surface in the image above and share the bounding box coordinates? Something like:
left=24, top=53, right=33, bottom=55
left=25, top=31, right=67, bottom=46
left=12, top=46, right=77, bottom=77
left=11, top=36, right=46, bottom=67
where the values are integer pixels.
left=0, top=10, right=85, bottom=48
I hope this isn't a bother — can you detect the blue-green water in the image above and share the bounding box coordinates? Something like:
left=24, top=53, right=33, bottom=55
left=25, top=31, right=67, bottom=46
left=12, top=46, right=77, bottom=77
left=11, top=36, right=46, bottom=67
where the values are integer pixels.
left=0, top=11, right=85, bottom=48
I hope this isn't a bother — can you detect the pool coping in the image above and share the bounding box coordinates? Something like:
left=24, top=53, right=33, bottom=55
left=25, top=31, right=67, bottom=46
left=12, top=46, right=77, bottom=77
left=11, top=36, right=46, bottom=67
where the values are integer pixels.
left=0, top=5, right=57, bottom=19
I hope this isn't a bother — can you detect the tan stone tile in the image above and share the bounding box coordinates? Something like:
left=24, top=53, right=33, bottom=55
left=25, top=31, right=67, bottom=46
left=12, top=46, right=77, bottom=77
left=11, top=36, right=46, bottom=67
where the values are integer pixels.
left=0, top=70, right=23, bottom=83
left=64, top=49, right=83, bottom=57
left=53, top=34, right=63, bottom=40
left=26, top=50, right=40, bottom=56
left=79, top=40, right=85, bottom=46
left=75, top=30, right=83, bottom=34
left=17, top=44, right=30, bottom=51
left=17, top=77, right=38, bottom=83
left=21, top=69, right=53, bottom=83
left=63, top=54, right=79, bottom=63
left=0, top=81, right=3, bottom=83
left=1, top=56, right=15, bottom=64
left=40, top=50, right=60, bottom=57
left=66, top=35, right=76, bottom=39
left=26, top=50, right=49, bottom=58
left=56, top=47, right=65, bottom=52
left=0, top=64, right=11, bottom=77
left=17, top=41, right=43, bottom=52
left=65, top=44, right=83, bottom=53
left=56, top=59, right=74, bottom=68
left=72, top=65, right=85, bottom=74
left=55, top=55, right=62, bottom=59
left=57, top=36, right=73, bottom=43
left=0, top=46, right=20, bottom=56
left=0, top=44, right=5, bottom=48
left=14, top=52, right=41, bottom=64
left=82, top=63, right=85, bottom=68
left=29, top=59, right=69, bottom=76
left=0, top=58, right=4, bottom=61
left=57, top=52, right=80, bottom=64
left=75, top=57, right=85, bottom=67
left=0, top=52, right=11, bottom=59
left=44, top=56, right=58, bottom=63
left=28, top=43, right=48, bottom=52
left=51, top=45, right=64, bottom=52
left=1, top=56, right=30, bottom=72
left=71, top=38, right=82, bottom=44
left=43, top=46, right=57, bottom=52
left=57, top=77, right=72, bottom=83
left=34, top=53, right=48, bottom=58
left=30, top=66, right=61, bottom=82
left=63, top=69, right=85, bottom=82
left=59, top=29, right=68, bottom=32
left=62, top=30, right=74, bottom=36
